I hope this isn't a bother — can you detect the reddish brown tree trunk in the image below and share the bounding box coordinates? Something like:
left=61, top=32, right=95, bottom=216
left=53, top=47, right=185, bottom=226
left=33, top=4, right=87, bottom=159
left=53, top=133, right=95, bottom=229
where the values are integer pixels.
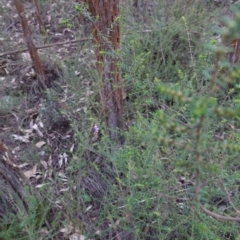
left=83, top=0, right=124, bottom=145
left=14, top=0, right=46, bottom=87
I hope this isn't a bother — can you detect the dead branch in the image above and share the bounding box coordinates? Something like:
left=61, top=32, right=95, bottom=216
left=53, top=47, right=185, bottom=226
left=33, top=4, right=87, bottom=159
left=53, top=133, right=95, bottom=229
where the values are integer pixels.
left=218, top=178, right=240, bottom=213
left=200, top=203, right=240, bottom=222
left=32, top=0, right=46, bottom=34
left=0, top=37, right=91, bottom=57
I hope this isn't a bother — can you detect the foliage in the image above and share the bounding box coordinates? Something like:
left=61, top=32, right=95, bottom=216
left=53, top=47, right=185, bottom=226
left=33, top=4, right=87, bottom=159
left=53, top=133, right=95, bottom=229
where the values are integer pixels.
left=2, top=0, right=240, bottom=239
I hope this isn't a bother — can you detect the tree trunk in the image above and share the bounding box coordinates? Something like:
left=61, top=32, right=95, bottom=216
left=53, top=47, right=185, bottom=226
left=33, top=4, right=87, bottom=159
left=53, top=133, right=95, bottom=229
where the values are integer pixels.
left=83, top=0, right=124, bottom=145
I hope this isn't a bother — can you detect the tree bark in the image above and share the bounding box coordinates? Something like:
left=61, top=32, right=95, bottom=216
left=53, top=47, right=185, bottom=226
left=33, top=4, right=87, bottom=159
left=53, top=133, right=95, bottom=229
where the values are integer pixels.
left=83, top=0, right=124, bottom=145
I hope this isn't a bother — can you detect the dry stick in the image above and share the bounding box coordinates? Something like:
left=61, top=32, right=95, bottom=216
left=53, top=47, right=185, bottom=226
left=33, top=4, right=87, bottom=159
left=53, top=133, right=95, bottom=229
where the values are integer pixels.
left=0, top=37, right=91, bottom=57
left=31, top=0, right=46, bottom=34
left=218, top=178, right=240, bottom=214
left=200, top=204, right=240, bottom=222
left=14, top=0, right=46, bottom=87
left=0, top=26, right=149, bottom=58
left=182, top=16, right=194, bottom=67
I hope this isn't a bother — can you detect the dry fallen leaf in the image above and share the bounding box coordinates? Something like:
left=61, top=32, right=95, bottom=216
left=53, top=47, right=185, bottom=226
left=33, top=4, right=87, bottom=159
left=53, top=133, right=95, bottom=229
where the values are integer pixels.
left=35, top=141, right=46, bottom=148
left=85, top=205, right=92, bottom=213
left=70, top=144, right=74, bottom=153
left=60, top=224, right=73, bottom=235
left=58, top=153, right=68, bottom=167
left=24, top=164, right=38, bottom=178
left=58, top=172, right=68, bottom=182
left=36, top=183, right=48, bottom=188
left=32, top=123, right=44, bottom=137
left=19, top=128, right=33, bottom=134
left=39, top=121, right=44, bottom=128
left=48, top=155, right=52, bottom=167
left=59, top=187, right=69, bottom=192
left=40, top=160, right=48, bottom=169
left=12, top=134, right=30, bottom=143
left=69, top=233, right=87, bottom=240
left=18, top=163, right=29, bottom=168
left=39, top=227, right=49, bottom=240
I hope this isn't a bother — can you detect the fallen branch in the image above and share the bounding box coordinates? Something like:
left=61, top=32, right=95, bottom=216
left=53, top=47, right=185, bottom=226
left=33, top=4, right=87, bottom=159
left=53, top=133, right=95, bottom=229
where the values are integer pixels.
left=218, top=178, right=240, bottom=213
left=0, top=37, right=92, bottom=57
left=200, top=203, right=240, bottom=222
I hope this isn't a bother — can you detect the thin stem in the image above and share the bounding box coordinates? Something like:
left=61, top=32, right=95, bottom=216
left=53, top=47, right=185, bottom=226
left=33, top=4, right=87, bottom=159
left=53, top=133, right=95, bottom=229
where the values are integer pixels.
left=0, top=38, right=91, bottom=57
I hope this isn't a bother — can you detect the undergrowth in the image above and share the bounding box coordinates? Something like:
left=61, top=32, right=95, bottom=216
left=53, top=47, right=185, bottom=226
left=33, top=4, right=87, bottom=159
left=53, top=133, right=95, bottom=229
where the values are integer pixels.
left=1, top=0, right=240, bottom=239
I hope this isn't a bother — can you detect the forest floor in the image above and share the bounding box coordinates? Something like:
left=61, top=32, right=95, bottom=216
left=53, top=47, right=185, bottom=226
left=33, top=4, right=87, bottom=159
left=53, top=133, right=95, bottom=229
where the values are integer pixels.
left=0, top=1, right=97, bottom=238
left=0, top=0, right=90, bottom=185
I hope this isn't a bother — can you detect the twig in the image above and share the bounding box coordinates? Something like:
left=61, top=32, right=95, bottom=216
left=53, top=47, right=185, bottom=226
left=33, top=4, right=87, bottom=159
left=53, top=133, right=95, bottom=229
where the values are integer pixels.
left=32, top=0, right=46, bottom=34
left=218, top=178, right=240, bottom=213
left=182, top=16, right=195, bottom=67
left=0, top=37, right=92, bottom=57
left=200, top=203, right=240, bottom=222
